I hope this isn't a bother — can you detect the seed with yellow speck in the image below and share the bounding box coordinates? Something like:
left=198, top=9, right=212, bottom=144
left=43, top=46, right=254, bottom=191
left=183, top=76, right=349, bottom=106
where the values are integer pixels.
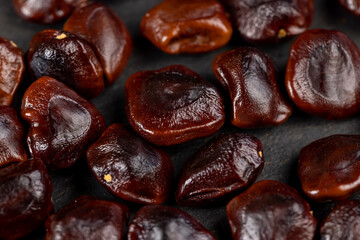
left=10, top=41, right=17, bottom=47
left=258, top=151, right=263, bottom=158
left=104, top=174, right=112, bottom=182
left=56, top=33, right=67, bottom=40
left=278, top=29, right=287, bottom=39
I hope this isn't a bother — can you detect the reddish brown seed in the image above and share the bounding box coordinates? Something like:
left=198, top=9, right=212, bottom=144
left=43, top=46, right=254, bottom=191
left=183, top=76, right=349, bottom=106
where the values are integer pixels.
left=320, top=200, right=360, bottom=239
left=338, top=0, right=360, bottom=16
left=45, top=195, right=129, bottom=240
left=21, top=76, right=106, bottom=170
left=128, top=205, right=216, bottom=240
left=27, top=29, right=104, bottom=99
left=0, top=106, right=27, bottom=168
left=0, top=159, right=53, bottom=240
left=0, top=37, right=25, bottom=106
left=222, top=0, right=314, bottom=43
left=87, top=124, right=174, bottom=204
left=286, top=29, right=360, bottom=119
left=299, top=135, right=360, bottom=202
left=176, top=133, right=264, bottom=206
left=213, top=47, right=292, bottom=128
left=12, top=0, right=85, bottom=24
left=64, top=2, right=132, bottom=85
left=227, top=180, right=317, bottom=240
left=141, top=0, right=232, bottom=54
left=125, top=65, right=225, bottom=146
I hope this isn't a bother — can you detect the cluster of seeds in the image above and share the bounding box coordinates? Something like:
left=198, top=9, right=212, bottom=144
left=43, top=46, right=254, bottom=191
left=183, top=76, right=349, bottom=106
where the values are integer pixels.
left=0, top=0, right=360, bottom=239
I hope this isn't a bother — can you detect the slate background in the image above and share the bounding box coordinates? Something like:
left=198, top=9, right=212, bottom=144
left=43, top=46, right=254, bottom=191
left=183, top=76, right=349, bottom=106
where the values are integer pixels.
left=1, top=0, right=360, bottom=239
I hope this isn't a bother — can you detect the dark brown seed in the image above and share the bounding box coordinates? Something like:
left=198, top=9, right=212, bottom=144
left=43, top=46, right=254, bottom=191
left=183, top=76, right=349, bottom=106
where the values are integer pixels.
left=286, top=29, right=360, bottom=119
left=0, top=159, right=53, bottom=240
left=21, top=76, right=106, bottom=170
left=12, top=0, right=85, bottom=24
left=213, top=47, right=292, bottom=128
left=87, top=124, right=173, bottom=204
left=338, top=0, right=360, bottom=16
left=0, top=37, right=25, bottom=106
left=299, top=135, right=360, bottom=201
left=227, top=180, right=317, bottom=240
left=125, top=65, right=225, bottom=146
left=0, top=106, right=27, bottom=168
left=222, top=0, right=314, bottom=43
left=64, top=2, right=132, bottom=85
left=176, top=133, right=264, bottom=206
left=45, top=195, right=129, bottom=240
left=141, top=0, right=232, bottom=54
left=128, top=205, right=216, bottom=240
left=320, top=200, right=360, bottom=240
left=27, top=29, right=104, bottom=99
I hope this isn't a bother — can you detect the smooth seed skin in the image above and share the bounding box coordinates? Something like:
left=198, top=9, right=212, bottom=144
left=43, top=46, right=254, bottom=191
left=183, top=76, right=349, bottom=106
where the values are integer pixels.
left=227, top=180, right=317, bottom=240
left=87, top=124, right=174, bottom=204
left=45, top=195, right=129, bottom=240
left=0, top=159, right=53, bottom=240
left=21, top=76, right=106, bottom=170
left=12, top=0, right=85, bottom=24
left=27, top=29, right=104, bottom=99
left=176, top=133, right=264, bottom=206
left=141, top=0, right=232, bottom=54
left=125, top=65, right=225, bottom=146
left=299, top=135, right=360, bottom=201
left=64, top=2, right=133, bottom=85
left=128, top=205, right=216, bottom=240
left=338, top=0, right=360, bottom=16
left=0, top=106, right=27, bottom=168
left=213, top=47, right=292, bottom=128
left=222, top=0, right=314, bottom=43
left=320, top=200, right=360, bottom=240
left=0, top=37, right=25, bottom=106
left=285, top=29, right=360, bottom=119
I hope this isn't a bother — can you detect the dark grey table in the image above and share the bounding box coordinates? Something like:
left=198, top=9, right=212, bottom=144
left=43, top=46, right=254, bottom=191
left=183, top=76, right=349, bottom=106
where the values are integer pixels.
left=1, top=0, right=360, bottom=239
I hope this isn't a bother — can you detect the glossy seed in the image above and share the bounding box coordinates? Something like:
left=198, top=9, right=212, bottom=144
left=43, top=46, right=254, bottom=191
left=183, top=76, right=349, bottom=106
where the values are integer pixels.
left=64, top=2, right=132, bottom=85
left=27, top=29, right=104, bottom=99
left=0, top=37, right=25, bottom=106
left=0, top=159, right=53, bottom=240
left=46, top=195, right=129, bottom=240
left=299, top=135, right=360, bottom=201
left=320, top=200, right=360, bottom=240
left=87, top=124, right=173, bottom=204
left=176, top=133, right=264, bottom=206
left=12, top=0, right=85, bottom=24
left=0, top=106, right=27, bottom=168
left=141, top=0, right=232, bottom=54
left=227, top=180, right=317, bottom=240
left=338, top=0, right=360, bottom=16
left=21, top=76, right=106, bottom=170
left=125, top=65, right=225, bottom=146
left=286, top=29, right=360, bottom=119
left=213, top=47, right=292, bottom=128
left=128, top=205, right=216, bottom=240
left=222, top=0, right=314, bottom=43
